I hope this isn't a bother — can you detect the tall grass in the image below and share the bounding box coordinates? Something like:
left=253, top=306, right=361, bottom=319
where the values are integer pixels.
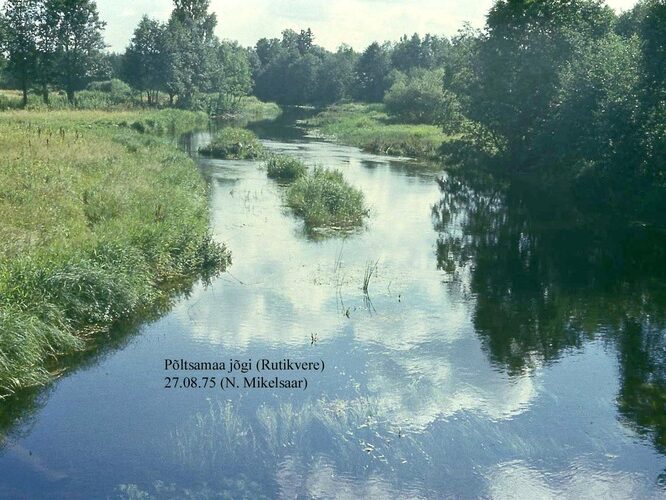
left=199, top=127, right=265, bottom=159
left=307, top=102, right=449, bottom=159
left=286, top=167, right=368, bottom=228
left=0, top=109, right=229, bottom=397
left=265, top=154, right=308, bottom=181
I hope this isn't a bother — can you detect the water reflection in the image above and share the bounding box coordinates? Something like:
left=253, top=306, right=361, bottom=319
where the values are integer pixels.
left=433, top=171, right=666, bottom=455
left=1, top=130, right=665, bottom=498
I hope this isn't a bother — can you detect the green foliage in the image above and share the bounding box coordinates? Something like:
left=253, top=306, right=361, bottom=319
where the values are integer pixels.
left=123, top=15, right=170, bottom=105
left=265, top=154, right=307, bottom=181
left=0, top=109, right=229, bottom=397
left=286, top=167, right=368, bottom=228
left=384, top=68, right=458, bottom=125
left=1, top=0, right=39, bottom=106
left=199, top=127, right=265, bottom=159
left=48, top=0, right=107, bottom=103
left=353, top=42, right=392, bottom=102
left=308, top=103, right=449, bottom=159
left=391, top=33, right=450, bottom=73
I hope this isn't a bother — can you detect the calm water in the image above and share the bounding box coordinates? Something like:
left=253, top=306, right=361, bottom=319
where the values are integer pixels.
left=1, top=117, right=665, bottom=499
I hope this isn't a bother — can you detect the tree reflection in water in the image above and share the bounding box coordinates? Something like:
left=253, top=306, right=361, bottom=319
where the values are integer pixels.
left=432, top=171, right=666, bottom=453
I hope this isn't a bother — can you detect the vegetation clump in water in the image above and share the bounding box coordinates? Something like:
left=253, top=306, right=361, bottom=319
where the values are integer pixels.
left=286, top=167, right=368, bottom=228
left=265, top=154, right=307, bottom=181
left=199, top=127, right=265, bottom=159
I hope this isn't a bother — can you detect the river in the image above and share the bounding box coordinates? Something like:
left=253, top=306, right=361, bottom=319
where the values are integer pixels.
left=1, top=113, right=665, bottom=498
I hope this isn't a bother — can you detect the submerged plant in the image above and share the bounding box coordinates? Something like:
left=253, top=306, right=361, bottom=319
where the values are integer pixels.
left=198, top=127, right=265, bottom=159
left=286, top=167, right=368, bottom=229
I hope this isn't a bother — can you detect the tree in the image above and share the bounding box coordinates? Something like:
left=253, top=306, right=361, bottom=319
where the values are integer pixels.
left=313, top=45, right=357, bottom=104
left=209, top=40, right=252, bottom=113
left=165, top=0, right=218, bottom=107
left=1, top=0, right=39, bottom=106
left=124, top=16, right=168, bottom=104
left=384, top=68, right=457, bottom=124
left=354, top=42, right=391, bottom=102
left=462, top=0, right=615, bottom=167
left=47, top=0, right=106, bottom=104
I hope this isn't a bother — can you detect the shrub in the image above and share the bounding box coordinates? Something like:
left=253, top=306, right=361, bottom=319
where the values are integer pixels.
left=265, top=154, right=307, bottom=181
left=286, top=167, right=368, bottom=228
left=384, top=68, right=457, bottom=125
left=198, top=127, right=265, bottom=159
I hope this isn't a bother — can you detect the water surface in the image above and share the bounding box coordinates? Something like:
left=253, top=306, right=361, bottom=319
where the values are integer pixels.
left=1, top=118, right=665, bottom=499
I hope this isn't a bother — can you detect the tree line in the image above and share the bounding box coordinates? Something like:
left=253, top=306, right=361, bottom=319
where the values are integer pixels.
left=1, top=0, right=664, bottom=218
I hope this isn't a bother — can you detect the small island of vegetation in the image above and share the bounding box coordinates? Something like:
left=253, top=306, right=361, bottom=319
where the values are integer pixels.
left=199, top=127, right=265, bottom=159
left=286, top=167, right=368, bottom=229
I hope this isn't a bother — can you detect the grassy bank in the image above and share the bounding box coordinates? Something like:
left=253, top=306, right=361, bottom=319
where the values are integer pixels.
left=0, top=109, right=229, bottom=398
left=306, top=103, right=449, bottom=160
left=0, top=89, right=281, bottom=121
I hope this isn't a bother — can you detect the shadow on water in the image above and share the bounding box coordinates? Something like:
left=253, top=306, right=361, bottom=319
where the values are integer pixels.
left=433, top=170, right=666, bottom=454
left=0, top=278, right=202, bottom=451
left=245, top=106, right=319, bottom=141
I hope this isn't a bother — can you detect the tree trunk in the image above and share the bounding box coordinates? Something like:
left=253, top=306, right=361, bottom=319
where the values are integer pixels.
left=67, top=89, right=75, bottom=105
left=42, top=84, right=50, bottom=105
left=22, top=82, right=28, bottom=108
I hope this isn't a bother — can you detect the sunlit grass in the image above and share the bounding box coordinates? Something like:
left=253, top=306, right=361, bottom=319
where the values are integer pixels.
left=286, top=167, right=368, bottom=228
left=307, top=102, right=449, bottom=159
left=0, top=109, right=229, bottom=397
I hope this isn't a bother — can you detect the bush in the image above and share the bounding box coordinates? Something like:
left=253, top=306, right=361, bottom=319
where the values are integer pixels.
left=286, top=167, right=368, bottom=228
left=198, top=127, right=265, bottom=159
left=384, top=68, right=456, bottom=125
left=265, top=154, right=307, bottom=181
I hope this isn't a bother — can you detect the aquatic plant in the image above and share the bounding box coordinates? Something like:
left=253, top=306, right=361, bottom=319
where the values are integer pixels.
left=198, top=127, right=265, bottom=159
left=265, top=154, right=307, bottom=181
left=286, top=167, right=368, bottom=228
left=362, top=258, right=379, bottom=294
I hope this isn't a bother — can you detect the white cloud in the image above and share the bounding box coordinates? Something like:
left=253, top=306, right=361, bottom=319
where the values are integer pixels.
left=97, top=0, right=640, bottom=52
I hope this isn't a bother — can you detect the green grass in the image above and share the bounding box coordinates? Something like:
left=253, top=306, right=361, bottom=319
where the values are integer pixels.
left=223, top=96, right=281, bottom=121
left=0, top=109, right=229, bottom=398
left=306, top=102, right=449, bottom=159
left=286, top=167, right=368, bottom=228
left=0, top=89, right=281, bottom=121
left=265, top=154, right=308, bottom=181
left=199, top=127, right=265, bottom=159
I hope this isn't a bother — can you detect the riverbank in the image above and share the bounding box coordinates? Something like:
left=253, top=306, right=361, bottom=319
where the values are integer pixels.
left=0, top=109, right=230, bottom=398
left=305, top=102, right=449, bottom=160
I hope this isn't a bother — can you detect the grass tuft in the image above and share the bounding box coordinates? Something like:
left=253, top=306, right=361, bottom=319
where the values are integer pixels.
left=199, top=127, right=265, bottom=159
left=286, top=167, right=368, bottom=228
left=265, top=154, right=308, bottom=181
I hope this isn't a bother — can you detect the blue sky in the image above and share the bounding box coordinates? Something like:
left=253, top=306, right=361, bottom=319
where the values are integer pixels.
left=98, top=0, right=639, bottom=52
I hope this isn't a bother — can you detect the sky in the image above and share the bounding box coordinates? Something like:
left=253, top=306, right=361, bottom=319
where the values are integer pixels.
left=98, top=0, right=640, bottom=53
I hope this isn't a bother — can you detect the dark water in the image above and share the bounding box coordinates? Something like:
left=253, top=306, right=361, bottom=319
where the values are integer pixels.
left=1, top=117, right=666, bottom=499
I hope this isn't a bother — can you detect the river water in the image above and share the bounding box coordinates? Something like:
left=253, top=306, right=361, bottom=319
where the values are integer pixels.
left=1, top=115, right=665, bottom=498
